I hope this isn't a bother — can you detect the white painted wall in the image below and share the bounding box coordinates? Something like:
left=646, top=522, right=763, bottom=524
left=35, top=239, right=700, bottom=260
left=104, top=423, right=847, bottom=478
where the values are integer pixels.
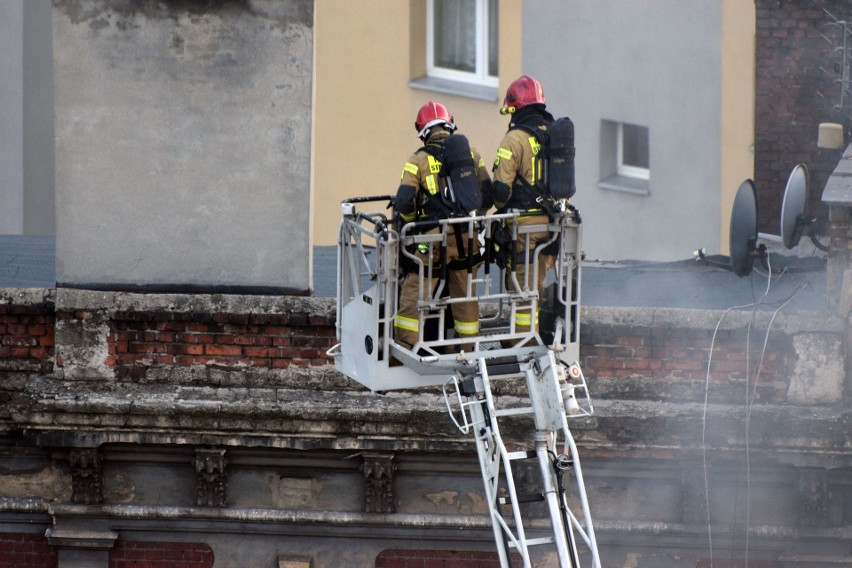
left=525, top=1, right=730, bottom=261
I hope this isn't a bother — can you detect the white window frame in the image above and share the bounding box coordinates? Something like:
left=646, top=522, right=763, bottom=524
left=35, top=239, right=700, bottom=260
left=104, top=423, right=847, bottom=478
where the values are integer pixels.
left=617, top=122, right=650, bottom=180
left=426, top=0, right=498, bottom=88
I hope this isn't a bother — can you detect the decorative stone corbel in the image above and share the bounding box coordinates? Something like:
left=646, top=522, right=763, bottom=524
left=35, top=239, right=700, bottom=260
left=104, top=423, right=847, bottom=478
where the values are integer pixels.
left=797, top=467, right=829, bottom=528
left=361, top=452, right=396, bottom=513
left=195, top=446, right=228, bottom=507
left=68, top=448, right=103, bottom=505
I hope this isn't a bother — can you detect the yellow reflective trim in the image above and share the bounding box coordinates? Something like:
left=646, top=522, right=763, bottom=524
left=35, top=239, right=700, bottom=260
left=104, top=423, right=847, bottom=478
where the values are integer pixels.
left=454, top=320, right=480, bottom=335
left=394, top=315, right=420, bottom=332
left=528, top=136, right=541, bottom=155
left=426, top=175, right=438, bottom=195
left=403, top=162, right=419, bottom=176
left=497, top=147, right=513, bottom=160
left=427, top=154, right=442, bottom=174
left=529, top=136, right=543, bottom=183
left=514, top=313, right=538, bottom=326
left=514, top=211, right=544, bottom=221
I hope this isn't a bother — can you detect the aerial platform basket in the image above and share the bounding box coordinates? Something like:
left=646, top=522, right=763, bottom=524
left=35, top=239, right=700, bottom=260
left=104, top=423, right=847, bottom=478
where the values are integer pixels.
left=327, top=195, right=601, bottom=567
left=327, top=195, right=584, bottom=392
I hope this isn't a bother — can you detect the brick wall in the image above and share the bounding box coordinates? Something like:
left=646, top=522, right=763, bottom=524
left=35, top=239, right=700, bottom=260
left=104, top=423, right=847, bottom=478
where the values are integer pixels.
left=0, top=535, right=213, bottom=568
left=695, top=560, right=780, bottom=568
left=0, top=292, right=840, bottom=404
left=0, top=299, right=54, bottom=374
left=101, top=310, right=333, bottom=380
left=0, top=533, right=56, bottom=568
left=581, top=319, right=792, bottom=403
left=0, top=291, right=55, bottom=424
left=754, top=0, right=845, bottom=233
left=49, top=290, right=337, bottom=383
left=109, top=541, right=213, bottom=568
left=375, top=549, right=515, bottom=568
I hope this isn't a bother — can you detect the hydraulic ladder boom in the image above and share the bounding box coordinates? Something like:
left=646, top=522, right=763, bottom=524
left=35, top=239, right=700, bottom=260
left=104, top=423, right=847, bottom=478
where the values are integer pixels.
left=329, top=196, right=601, bottom=567
left=444, top=351, right=599, bottom=567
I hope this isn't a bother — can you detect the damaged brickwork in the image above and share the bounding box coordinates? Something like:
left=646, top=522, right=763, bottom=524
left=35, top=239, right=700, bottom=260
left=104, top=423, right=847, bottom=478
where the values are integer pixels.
left=1, top=289, right=845, bottom=407
left=0, top=286, right=849, bottom=567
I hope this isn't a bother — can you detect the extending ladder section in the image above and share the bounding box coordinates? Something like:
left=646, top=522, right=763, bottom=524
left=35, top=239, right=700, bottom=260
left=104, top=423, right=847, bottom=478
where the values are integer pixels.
left=330, top=197, right=599, bottom=566
left=444, top=351, right=601, bottom=568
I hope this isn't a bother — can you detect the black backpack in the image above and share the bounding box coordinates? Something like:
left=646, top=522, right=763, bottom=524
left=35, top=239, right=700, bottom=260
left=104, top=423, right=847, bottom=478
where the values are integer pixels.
left=422, top=133, right=482, bottom=216
left=517, top=116, right=576, bottom=202
left=546, top=117, right=576, bottom=200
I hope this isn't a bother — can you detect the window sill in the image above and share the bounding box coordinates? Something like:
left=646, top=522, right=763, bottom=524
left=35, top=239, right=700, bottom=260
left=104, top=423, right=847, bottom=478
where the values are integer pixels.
left=409, top=76, right=499, bottom=102
left=598, top=175, right=651, bottom=196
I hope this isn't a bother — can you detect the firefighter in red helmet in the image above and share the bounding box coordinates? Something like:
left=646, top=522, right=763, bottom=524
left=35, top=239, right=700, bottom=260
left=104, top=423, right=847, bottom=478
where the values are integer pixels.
left=492, top=76, right=557, bottom=337
left=394, top=101, right=493, bottom=352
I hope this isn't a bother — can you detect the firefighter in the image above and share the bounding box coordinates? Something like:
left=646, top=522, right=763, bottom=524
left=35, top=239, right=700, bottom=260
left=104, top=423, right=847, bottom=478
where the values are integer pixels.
left=492, top=75, right=557, bottom=336
left=393, top=101, right=493, bottom=352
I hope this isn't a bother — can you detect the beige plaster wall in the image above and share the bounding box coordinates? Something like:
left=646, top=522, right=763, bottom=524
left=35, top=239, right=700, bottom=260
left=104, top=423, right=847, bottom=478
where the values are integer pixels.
left=312, top=0, right=521, bottom=246
left=720, top=0, right=756, bottom=254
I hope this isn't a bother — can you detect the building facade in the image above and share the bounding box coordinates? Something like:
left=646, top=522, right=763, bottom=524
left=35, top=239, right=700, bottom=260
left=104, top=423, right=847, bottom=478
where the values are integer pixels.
left=523, top=1, right=756, bottom=261
left=0, top=2, right=850, bottom=567
left=312, top=0, right=522, bottom=248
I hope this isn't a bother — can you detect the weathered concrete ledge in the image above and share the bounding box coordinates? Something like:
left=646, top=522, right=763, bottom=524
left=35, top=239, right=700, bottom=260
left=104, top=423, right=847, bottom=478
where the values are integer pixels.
left=43, top=288, right=844, bottom=333
left=53, top=288, right=335, bottom=318
left=583, top=304, right=845, bottom=334
left=0, top=288, right=55, bottom=305
left=11, top=376, right=851, bottom=467
left=2, top=287, right=844, bottom=330
left=3, top=287, right=848, bottom=466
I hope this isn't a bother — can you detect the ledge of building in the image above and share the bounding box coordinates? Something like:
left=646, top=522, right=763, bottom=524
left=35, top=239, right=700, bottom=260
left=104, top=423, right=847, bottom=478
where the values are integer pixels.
left=0, top=288, right=55, bottom=305
left=1, top=287, right=836, bottom=332
left=2, top=289, right=847, bottom=464
left=9, top=374, right=850, bottom=467
left=52, top=287, right=334, bottom=317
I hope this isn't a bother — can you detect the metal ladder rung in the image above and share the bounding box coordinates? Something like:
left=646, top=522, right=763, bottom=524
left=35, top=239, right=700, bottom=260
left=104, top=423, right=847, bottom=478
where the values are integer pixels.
left=499, top=492, right=545, bottom=505
left=505, top=450, right=536, bottom=460
left=508, top=536, right=556, bottom=548
left=526, top=536, right=557, bottom=547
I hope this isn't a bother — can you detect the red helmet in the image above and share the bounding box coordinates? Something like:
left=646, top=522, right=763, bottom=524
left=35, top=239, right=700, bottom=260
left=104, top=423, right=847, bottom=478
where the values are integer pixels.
left=500, top=75, right=545, bottom=115
left=415, top=101, right=456, bottom=139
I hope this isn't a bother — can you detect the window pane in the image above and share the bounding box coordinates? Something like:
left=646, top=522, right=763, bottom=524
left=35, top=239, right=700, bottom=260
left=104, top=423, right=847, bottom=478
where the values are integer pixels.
left=622, top=123, right=649, bottom=169
left=433, top=0, right=476, bottom=73
left=488, top=0, right=499, bottom=77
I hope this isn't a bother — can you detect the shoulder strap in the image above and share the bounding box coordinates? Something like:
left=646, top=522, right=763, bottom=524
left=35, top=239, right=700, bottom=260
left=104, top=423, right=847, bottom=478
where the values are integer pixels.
left=419, top=142, right=445, bottom=161
left=512, top=122, right=547, bottom=145
left=510, top=119, right=550, bottom=201
left=511, top=113, right=551, bottom=142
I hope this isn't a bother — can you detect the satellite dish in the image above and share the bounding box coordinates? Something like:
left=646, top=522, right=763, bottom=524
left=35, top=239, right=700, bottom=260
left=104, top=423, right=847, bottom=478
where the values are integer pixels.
left=729, top=179, right=759, bottom=277
left=695, top=165, right=824, bottom=274
left=780, top=163, right=808, bottom=249
left=757, top=163, right=826, bottom=252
